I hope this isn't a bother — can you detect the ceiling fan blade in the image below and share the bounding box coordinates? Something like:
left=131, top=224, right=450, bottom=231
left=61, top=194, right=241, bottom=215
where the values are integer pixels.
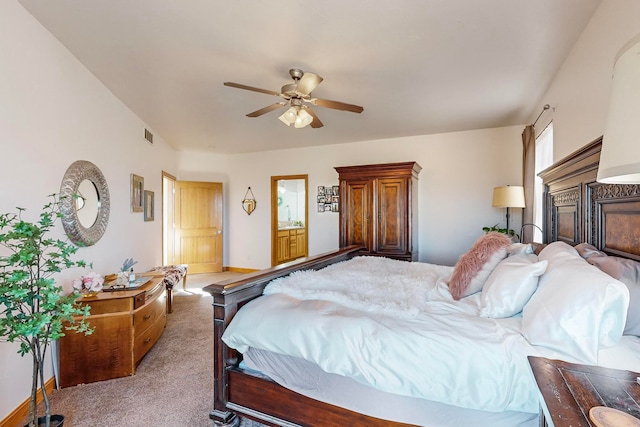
left=224, top=82, right=281, bottom=97
left=305, top=107, right=324, bottom=128
left=246, top=102, right=286, bottom=117
left=310, top=98, right=364, bottom=113
left=295, top=72, right=323, bottom=96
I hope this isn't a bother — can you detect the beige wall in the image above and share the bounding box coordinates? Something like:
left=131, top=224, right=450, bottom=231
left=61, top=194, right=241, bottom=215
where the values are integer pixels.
left=3, top=0, right=637, bottom=421
left=0, top=1, right=178, bottom=418
left=178, top=125, right=524, bottom=269
left=527, top=0, right=640, bottom=160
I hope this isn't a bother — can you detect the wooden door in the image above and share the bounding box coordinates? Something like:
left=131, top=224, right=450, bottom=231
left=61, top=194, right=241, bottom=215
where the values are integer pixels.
left=174, top=181, right=223, bottom=273
left=340, top=180, right=372, bottom=251
left=376, top=177, right=407, bottom=255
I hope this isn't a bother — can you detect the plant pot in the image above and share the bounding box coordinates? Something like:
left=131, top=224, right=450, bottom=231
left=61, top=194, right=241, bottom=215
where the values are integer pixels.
left=23, top=414, right=64, bottom=427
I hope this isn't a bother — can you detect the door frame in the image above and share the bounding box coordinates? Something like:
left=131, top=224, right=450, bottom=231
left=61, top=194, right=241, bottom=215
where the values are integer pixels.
left=162, top=171, right=176, bottom=265
left=271, top=174, right=308, bottom=266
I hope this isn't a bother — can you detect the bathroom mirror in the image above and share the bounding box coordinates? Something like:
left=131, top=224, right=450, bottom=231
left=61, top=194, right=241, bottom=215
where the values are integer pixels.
left=60, top=160, right=110, bottom=246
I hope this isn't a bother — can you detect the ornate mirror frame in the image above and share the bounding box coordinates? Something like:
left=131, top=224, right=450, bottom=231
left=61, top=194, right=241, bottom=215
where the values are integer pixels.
left=60, top=160, right=110, bottom=246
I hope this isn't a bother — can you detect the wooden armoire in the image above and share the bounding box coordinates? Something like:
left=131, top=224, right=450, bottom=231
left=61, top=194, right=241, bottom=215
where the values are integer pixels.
left=335, top=161, right=421, bottom=261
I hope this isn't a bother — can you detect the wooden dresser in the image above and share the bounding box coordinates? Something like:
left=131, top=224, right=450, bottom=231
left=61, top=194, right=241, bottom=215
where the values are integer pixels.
left=335, top=162, right=421, bottom=261
left=59, top=276, right=166, bottom=387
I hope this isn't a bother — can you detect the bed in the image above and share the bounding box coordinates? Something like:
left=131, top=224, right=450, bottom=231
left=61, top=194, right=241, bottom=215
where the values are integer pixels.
left=204, top=136, right=640, bottom=427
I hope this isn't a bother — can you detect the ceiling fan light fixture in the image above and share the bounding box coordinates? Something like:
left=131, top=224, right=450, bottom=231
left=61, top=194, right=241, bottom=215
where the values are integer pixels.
left=278, top=106, right=298, bottom=126
left=294, top=108, right=313, bottom=128
left=225, top=68, right=363, bottom=129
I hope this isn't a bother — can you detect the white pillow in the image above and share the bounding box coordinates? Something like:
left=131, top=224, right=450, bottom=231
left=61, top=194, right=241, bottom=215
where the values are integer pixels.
left=507, top=243, right=534, bottom=256
left=522, top=242, right=629, bottom=363
left=479, top=254, right=547, bottom=318
left=537, top=240, right=579, bottom=263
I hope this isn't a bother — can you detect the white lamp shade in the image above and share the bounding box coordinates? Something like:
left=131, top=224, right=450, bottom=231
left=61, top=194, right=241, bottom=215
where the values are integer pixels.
left=597, top=36, right=640, bottom=184
left=492, top=186, right=525, bottom=208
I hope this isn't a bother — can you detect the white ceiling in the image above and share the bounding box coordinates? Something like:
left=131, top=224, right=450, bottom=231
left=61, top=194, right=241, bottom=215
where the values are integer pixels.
left=18, top=0, right=601, bottom=154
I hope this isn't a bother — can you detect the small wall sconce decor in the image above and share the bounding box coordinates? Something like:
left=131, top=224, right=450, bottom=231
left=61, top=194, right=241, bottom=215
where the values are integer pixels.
left=242, top=187, right=256, bottom=215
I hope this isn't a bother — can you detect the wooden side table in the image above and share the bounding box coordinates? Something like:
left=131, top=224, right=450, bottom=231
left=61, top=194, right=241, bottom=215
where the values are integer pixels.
left=528, top=356, right=640, bottom=426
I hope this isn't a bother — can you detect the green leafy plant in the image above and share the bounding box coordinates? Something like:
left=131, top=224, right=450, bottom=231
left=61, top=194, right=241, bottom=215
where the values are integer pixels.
left=482, top=223, right=519, bottom=239
left=0, top=195, right=94, bottom=427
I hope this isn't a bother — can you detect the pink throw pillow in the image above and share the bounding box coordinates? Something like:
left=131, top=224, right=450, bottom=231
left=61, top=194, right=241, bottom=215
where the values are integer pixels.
left=449, top=232, right=513, bottom=300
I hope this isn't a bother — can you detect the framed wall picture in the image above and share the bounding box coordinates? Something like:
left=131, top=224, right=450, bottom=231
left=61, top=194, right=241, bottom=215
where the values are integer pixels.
left=143, top=190, right=154, bottom=221
left=317, top=184, right=339, bottom=213
left=131, top=174, right=144, bottom=212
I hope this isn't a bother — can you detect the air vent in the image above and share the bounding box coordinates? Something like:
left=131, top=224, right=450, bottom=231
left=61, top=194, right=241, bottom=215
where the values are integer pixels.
left=144, top=128, right=153, bottom=145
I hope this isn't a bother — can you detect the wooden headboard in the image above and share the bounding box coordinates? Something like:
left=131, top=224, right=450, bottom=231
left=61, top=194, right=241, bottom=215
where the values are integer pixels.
left=539, top=136, right=640, bottom=261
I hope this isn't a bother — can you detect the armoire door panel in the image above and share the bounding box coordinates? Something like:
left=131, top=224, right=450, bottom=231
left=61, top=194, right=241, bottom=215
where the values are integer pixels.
left=377, top=178, right=407, bottom=253
left=342, top=180, right=371, bottom=249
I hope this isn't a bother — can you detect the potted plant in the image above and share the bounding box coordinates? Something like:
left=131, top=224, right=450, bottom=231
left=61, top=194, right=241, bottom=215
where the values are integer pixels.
left=0, top=195, right=94, bottom=427
left=482, top=223, right=519, bottom=241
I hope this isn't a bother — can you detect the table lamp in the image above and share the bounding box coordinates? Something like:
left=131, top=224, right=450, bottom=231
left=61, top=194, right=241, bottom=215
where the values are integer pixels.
left=597, top=35, right=640, bottom=184
left=492, top=186, right=525, bottom=235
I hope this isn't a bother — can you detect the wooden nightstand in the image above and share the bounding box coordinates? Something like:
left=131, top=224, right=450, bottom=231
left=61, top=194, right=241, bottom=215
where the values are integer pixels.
left=528, top=356, right=640, bottom=426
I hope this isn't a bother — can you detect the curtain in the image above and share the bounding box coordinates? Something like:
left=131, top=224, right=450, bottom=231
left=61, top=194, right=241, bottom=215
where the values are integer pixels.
left=521, top=125, right=536, bottom=243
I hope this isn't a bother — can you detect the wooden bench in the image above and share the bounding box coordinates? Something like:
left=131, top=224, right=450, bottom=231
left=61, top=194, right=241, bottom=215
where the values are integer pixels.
left=146, top=264, right=188, bottom=313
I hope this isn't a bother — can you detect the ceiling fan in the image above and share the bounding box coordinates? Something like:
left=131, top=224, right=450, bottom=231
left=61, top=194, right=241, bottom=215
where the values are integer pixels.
left=224, top=68, right=364, bottom=128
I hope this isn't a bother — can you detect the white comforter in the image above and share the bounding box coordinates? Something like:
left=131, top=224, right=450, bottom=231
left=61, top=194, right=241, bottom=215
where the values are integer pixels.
left=221, top=256, right=543, bottom=413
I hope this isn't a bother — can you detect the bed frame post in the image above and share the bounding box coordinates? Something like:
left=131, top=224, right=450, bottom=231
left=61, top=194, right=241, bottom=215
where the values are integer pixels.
left=209, top=284, right=250, bottom=427
left=211, top=311, right=237, bottom=426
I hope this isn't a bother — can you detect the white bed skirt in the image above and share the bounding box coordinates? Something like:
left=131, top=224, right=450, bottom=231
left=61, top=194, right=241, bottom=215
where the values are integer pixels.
left=243, top=347, right=539, bottom=427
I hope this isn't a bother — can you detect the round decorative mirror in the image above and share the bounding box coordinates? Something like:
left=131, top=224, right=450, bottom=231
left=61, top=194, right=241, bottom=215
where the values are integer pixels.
left=60, top=160, right=110, bottom=246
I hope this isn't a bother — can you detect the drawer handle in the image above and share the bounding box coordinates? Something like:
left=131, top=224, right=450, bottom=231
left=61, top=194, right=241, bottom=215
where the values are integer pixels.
left=144, top=338, right=151, bottom=344
left=144, top=314, right=151, bottom=320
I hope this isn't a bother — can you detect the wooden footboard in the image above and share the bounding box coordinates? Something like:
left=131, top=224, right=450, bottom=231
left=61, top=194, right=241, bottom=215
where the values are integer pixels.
left=226, top=368, right=416, bottom=427
left=204, top=246, right=367, bottom=427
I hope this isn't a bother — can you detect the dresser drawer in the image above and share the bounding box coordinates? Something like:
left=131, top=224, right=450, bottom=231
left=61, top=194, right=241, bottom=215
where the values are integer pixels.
left=133, top=295, right=165, bottom=335
left=134, top=315, right=165, bottom=364
left=145, top=279, right=165, bottom=302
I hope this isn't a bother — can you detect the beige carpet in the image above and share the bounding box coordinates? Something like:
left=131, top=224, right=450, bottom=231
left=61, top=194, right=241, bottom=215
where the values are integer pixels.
left=20, top=272, right=268, bottom=427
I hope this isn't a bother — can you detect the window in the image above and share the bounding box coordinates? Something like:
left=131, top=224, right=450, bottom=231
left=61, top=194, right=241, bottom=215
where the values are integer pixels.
left=533, top=123, right=553, bottom=242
